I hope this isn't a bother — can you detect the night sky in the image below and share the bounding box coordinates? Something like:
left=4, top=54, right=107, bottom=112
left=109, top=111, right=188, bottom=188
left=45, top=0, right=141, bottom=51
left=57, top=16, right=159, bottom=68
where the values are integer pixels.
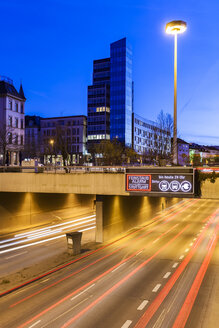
left=1, top=0, right=219, bottom=145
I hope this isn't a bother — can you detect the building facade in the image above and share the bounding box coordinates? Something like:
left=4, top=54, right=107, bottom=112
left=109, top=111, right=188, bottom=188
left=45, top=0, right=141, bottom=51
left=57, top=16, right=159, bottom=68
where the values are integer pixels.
left=87, top=58, right=110, bottom=150
left=40, top=115, right=87, bottom=164
left=87, top=38, right=133, bottom=151
left=177, top=138, right=190, bottom=166
left=110, top=38, right=133, bottom=147
left=0, top=76, right=26, bottom=165
left=133, top=113, right=171, bottom=156
left=24, top=115, right=42, bottom=159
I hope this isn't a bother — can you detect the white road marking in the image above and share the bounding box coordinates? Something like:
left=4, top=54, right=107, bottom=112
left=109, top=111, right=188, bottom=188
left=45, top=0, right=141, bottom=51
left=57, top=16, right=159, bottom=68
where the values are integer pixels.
left=163, top=272, right=171, bottom=279
left=136, top=250, right=143, bottom=256
left=41, top=278, right=50, bottom=283
left=185, top=248, right=189, bottom=252
left=28, top=320, right=41, bottom=328
left=189, top=243, right=193, bottom=247
left=70, top=284, right=95, bottom=301
left=153, top=238, right=159, bottom=244
left=152, top=284, right=161, bottom=292
left=121, top=320, right=132, bottom=328
left=112, top=262, right=126, bottom=273
left=172, top=262, right=178, bottom=268
left=179, top=255, right=184, bottom=260
left=193, top=238, right=197, bottom=241
left=5, top=251, right=28, bottom=259
left=137, top=300, right=149, bottom=310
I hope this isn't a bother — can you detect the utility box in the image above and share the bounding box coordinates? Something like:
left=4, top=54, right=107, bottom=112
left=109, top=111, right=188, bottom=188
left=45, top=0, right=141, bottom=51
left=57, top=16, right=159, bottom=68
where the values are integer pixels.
left=66, top=231, right=82, bottom=255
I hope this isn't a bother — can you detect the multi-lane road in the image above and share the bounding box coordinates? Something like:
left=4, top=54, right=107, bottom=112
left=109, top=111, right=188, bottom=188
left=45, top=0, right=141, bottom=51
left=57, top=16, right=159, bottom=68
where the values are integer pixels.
left=0, top=199, right=218, bottom=328
left=0, top=214, right=96, bottom=276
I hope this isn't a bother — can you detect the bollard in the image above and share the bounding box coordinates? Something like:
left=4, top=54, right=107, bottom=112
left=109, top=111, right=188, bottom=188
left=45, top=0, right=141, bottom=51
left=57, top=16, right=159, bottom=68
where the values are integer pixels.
left=66, top=231, right=82, bottom=255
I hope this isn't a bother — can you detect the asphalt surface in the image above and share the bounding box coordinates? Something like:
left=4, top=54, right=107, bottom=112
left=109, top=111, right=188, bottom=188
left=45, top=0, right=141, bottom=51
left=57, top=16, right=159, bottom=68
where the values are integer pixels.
left=0, top=213, right=96, bottom=276
left=0, top=198, right=218, bottom=328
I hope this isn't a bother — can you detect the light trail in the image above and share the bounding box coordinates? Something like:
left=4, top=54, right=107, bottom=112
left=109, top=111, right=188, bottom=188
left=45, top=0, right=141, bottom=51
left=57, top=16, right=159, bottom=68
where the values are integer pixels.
left=0, top=223, right=96, bottom=255
left=133, top=217, right=217, bottom=328
left=0, top=218, right=96, bottom=250
left=17, top=225, right=190, bottom=328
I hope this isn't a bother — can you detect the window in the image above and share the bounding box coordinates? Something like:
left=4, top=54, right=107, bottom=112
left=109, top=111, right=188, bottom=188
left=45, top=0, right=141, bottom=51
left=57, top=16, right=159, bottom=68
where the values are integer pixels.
left=8, top=116, right=12, bottom=127
left=15, top=103, right=18, bottom=112
left=21, top=119, right=24, bottom=129
left=15, top=118, right=18, bottom=128
left=20, top=135, right=23, bottom=145
left=21, top=104, right=24, bottom=113
left=14, top=135, right=18, bottom=144
left=8, top=133, right=12, bottom=144
left=8, top=100, right=12, bottom=110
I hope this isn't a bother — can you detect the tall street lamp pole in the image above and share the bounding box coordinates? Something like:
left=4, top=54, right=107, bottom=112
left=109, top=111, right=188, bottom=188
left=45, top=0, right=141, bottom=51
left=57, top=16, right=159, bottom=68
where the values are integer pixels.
left=166, top=20, right=187, bottom=165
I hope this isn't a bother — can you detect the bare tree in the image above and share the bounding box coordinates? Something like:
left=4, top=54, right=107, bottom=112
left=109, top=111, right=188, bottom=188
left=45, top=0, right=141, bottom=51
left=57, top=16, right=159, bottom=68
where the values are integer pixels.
left=0, top=124, right=16, bottom=165
left=156, top=110, right=173, bottom=160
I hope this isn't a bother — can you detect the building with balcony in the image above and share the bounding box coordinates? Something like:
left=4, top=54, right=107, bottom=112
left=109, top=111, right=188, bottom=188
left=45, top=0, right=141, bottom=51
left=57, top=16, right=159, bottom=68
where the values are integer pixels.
left=0, top=76, right=26, bottom=165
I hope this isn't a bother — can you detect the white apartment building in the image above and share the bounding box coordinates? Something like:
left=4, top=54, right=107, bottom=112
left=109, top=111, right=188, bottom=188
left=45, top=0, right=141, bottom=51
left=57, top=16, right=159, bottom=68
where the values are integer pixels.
left=133, top=113, right=171, bottom=156
left=0, top=76, right=26, bottom=165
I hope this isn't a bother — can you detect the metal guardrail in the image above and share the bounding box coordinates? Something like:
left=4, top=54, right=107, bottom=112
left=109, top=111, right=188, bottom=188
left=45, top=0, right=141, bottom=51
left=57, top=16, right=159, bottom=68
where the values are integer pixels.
left=0, top=166, right=218, bottom=174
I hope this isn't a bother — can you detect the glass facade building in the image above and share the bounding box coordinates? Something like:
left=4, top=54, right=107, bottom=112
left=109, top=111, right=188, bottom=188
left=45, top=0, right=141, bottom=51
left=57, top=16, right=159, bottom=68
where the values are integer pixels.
left=110, top=38, right=133, bottom=147
left=87, top=58, right=110, bottom=150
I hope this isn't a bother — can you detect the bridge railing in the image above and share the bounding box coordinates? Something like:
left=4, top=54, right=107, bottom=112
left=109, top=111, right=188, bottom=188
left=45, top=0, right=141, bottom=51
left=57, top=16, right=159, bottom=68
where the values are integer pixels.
left=0, top=165, right=127, bottom=173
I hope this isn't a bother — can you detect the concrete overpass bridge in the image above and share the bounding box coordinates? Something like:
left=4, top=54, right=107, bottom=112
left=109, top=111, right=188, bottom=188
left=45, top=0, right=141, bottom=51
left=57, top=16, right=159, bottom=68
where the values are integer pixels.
left=0, top=167, right=218, bottom=242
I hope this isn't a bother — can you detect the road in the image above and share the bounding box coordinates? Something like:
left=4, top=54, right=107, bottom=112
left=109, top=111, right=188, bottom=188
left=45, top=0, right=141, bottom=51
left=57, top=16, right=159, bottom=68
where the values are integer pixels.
left=0, top=213, right=96, bottom=276
left=0, top=199, right=218, bottom=328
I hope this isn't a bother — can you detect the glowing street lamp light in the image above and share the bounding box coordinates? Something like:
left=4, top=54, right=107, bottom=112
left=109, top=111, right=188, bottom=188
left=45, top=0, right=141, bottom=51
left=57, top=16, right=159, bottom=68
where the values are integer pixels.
left=50, top=139, right=54, bottom=147
left=165, top=20, right=187, bottom=165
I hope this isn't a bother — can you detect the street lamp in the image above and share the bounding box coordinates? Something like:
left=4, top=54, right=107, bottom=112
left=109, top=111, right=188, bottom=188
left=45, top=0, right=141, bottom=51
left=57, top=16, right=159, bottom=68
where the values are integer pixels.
left=49, top=139, right=54, bottom=165
left=165, top=20, right=187, bottom=165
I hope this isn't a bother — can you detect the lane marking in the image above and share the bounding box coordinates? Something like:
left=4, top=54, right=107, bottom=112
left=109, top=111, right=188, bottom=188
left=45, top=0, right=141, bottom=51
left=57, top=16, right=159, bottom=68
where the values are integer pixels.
left=112, top=262, right=126, bottom=273
left=153, top=238, right=159, bottom=244
left=5, top=251, right=28, bottom=259
left=152, top=284, right=161, bottom=292
left=172, top=262, right=178, bottom=268
left=179, top=255, right=184, bottom=260
left=70, top=284, right=95, bottom=301
left=137, top=300, right=149, bottom=311
left=16, top=225, right=191, bottom=328
left=136, top=250, right=143, bottom=256
left=40, top=298, right=89, bottom=328
left=28, top=321, right=41, bottom=328
left=41, top=278, right=50, bottom=283
left=189, top=243, right=193, bottom=247
left=163, top=272, right=171, bottom=279
left=193, top=238, right=197, bottom=241
left=172, top=234, right=218, bottom=328
left=185, top=248, right=189, bottom=252
left=121, top=320, right=132, bottom=328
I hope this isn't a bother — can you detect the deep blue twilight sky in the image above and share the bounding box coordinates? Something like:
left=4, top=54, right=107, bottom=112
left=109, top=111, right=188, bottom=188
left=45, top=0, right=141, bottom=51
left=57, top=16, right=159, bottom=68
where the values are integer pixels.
left=1, top=0, right=219, bottom=145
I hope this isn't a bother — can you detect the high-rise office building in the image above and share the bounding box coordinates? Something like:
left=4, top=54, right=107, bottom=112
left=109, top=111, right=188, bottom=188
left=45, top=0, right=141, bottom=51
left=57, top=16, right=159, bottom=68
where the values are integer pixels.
left=87, top=58, right=110, bottom=150
left=87, top=38, right=133, bottom=150
left=110, top=38, right=133, bottom=147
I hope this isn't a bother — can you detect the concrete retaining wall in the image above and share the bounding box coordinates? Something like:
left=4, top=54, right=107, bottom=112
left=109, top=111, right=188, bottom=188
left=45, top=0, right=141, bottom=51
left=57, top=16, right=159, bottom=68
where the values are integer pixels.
left=0, top=192, right=95, bottom=234
left=100, top=195, right=181, bottom=241
left=201, top=179, right=219, bottom=199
